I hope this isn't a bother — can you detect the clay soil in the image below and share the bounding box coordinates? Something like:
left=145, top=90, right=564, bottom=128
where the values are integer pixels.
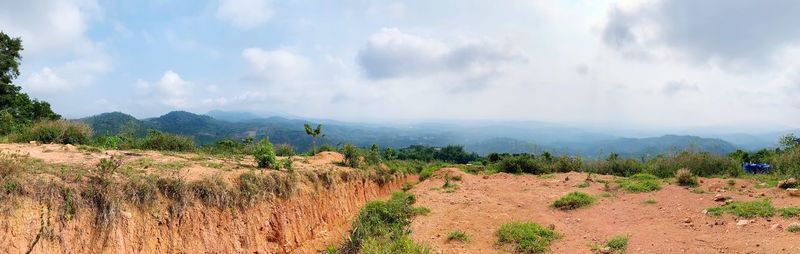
left=410, top=168, right=800, bottom=254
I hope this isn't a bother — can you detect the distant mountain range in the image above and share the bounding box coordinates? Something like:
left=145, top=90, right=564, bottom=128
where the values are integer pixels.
left=78, top=110, right=796, bottom=157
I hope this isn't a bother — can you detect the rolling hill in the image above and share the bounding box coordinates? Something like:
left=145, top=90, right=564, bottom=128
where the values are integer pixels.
left=79, top=111, right=746, bottom=157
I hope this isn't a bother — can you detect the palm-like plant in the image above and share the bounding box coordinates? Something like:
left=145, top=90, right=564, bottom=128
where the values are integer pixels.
left=303, top=123, right=324, bottom=154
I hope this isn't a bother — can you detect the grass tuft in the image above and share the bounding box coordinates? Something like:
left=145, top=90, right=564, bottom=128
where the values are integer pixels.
left=706, top=199, right=775, bottom=218
left=446, top=230, right=470, bottom=243
left=551, top=192, right=596, bottom=210
left=497, top=221, right=560, bottom=254
left=616, top=173, right=661, bottom=193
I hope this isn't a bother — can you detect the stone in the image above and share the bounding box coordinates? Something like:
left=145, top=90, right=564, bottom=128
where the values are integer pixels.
left=713, top=194, right=726, bottom=202
left=683, top=217, right=692, bottom=223
left=771, top=224, right=782, bottom=230
left=736, top=219, right=750, bottom=226
left=787, top=188, right=799, bottom=197
left=121, top=211, right=132, bottom=219
left=778, top=178, right=798, bottom=189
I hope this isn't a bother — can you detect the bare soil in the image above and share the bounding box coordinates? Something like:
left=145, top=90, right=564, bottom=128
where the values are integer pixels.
left=410, top=168, right=800, bottom=254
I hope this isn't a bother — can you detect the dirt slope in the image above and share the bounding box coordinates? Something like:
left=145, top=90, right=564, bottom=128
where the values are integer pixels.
left=0, top=144, right=412, bottom=254
left=410, top=168, right=800, bottom=254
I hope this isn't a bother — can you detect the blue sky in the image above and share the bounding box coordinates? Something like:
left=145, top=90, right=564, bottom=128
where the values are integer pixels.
left=1, top=0, right=799, bottom=129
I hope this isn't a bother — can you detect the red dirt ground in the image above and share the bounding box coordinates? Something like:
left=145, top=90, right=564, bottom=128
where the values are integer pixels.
left=410, top=168, right=800, bottom=254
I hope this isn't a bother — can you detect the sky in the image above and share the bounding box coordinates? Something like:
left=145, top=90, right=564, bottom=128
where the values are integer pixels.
left=1, top=0, right=799, bottom=130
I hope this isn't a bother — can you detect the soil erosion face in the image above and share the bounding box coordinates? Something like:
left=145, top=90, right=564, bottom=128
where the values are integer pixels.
left=410, top=168, right=800, bottom=254
left=0, top=144, right=412, bottom=254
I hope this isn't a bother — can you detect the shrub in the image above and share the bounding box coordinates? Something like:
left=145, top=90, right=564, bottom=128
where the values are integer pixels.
left=139, top=130, right=195, bottom=151
left=360, top=235, right=432, bottom=254
left=675, top=168, right=697, bottom=186
left=706, top=199, right=775, bottom=218
left=616, top=173, right=661, bottom=193
left=214, top=139, right=240, bottom=154
left=274, top=143, right=295, bottom=156
left=788, top=224, right=800, bottom=233
left=347, top=192, right=428, bottom=252
left=493, top=154, right=548, bottom=175
left=446, top=230, right=470, bottom=242
left=592, top=155, right=643, bottom=177
left=770, top=147, right=800, bottom=177
left=253, top=139, right=277, bottom=169
left=551, top=192, right=596, bottom=210
left=644, top=199, right=657, bottom=204
left=342, top=144, right=361, bottom=168
left=497, top=221, right=560, bottom=254
left=647, top=151, right=741, bottom=178
left=19, top=120, right=92, bottom=144
left=366, top=144, right=381, bottom=165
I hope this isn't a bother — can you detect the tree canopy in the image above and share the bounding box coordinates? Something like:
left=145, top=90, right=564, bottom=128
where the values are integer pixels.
left=0, top=32, right=60, bottom=134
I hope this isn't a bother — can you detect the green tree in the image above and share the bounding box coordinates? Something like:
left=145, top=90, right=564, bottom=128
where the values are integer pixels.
left=303, top=123, right=323, bottom=154
left=780, top=134, right=800, bottom=150
left=0, top=32, right=59, bottom=134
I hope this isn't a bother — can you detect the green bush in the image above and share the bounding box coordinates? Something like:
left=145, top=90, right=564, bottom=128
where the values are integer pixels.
left=647, top=151, right=741, bottom=178
left=18, top=120, right=92, bottom=144
left=788, top=224, right=800, bottom=233
left=706, top=199, right=775, bottom=218
left=675, top=168, right=697, bottom=186
left=253, top=139, right=277, bottom=169
left=497, top=221, right=560, bottom=254
left=551, top=192, right=596, bottom=210
left=617, top=173, right=661, bottom=192
left=493, top=154, right=548, bottom=175
left=139, top=130, right=195, bottom=151
left=342, top=144, right=361, bottom=168
left=347, top=192, right=428, bottom=252
left=274, top=143, right=295, bottom=156
left=590, top=154, right=643, bottom=176
left=771, top=147, right=800, bottom=177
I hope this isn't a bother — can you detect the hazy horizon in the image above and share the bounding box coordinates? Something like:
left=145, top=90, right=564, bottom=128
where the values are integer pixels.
left=3, top=0, right=800, bottom=130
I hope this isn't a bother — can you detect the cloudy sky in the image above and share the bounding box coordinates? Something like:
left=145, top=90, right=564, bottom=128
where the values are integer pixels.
left=1, top=0, right=799, bottom=129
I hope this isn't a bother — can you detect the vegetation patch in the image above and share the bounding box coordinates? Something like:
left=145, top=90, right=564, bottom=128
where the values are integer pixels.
left=591, top=235, right=629, bottom=254
left=675, top=168, right=697, bottom=187
left=643, top=198, right=657, bottom=204
left=446, top=230, right=470, bottom=243
left=778, top=207, right=799, bottom=218
left=616, top=173, right=661, bottom=193
left=690, top=188, right=706, bottom=194
left=706, top=199, right=775, bottom=218
left=551, top=192, right=596, bottom=210
left=497, top=221, right=560, bottom=254
left=343, top=192, right=431, bottom=254
left=787, top=224, right=800, bottom=233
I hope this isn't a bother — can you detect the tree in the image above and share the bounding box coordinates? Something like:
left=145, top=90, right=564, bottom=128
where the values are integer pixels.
left=0, top=32, right=59, bottom=134
left=303, top=123, right=323, bottom=154
left=780, top=134, right=800, bottom=150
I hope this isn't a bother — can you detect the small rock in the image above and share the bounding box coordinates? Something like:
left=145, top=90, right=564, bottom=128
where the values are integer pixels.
left=482, top=175, right=489, bottom=179
left=778, top=178, right=798, bottom=189
left=683, top=217, right=693, bottom=223
left=121, top=211, right=132, bottom=219
left=547, top=224, right=556, bottom=230
left=787, top=188, right=800, bottom=197
left=599, top=246, right=612, bottom=254
left=714, top=220, right=725, bottom=225
left=736, top=219, right=750, bottom=226
left=28, top=141, right=38, bottom=145
left=771, top=224, right=782, bottom=230
left=702, top=209, right=708, bottom=214
left=713, top=194, right=726, bottom=202
left=748, top=193, right=754, bottom=197
left=760, top=193, right=766, bottom=197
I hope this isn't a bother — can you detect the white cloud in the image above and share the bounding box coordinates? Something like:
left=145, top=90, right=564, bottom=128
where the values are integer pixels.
left=242, top=48, right=310, bottom=83
left=0, top=0, right=109, bottom=93
left=357, top=28, right=526, bottom=91
left=136, top=71, right=194, bottom=108
left=216, top=0, right=273, bottom=29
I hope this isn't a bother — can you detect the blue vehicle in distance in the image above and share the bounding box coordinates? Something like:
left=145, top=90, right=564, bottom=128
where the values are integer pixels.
left=743, top=162, right=771, bottom=174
